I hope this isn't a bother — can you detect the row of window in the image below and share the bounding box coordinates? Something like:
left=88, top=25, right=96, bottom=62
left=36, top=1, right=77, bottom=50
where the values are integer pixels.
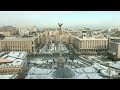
left=1, top=42, right=32, bottom=45
left=0, top=69, right=21, bottom=72
left=1, top=49, right=32, bottom=52
left=80, top=45, right=107, bottom=48
left=80, top=49, right=107, bottom=52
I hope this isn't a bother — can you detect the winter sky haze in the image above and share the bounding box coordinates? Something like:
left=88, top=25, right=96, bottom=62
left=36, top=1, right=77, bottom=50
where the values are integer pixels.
left=0, top=11, right=120, bottom=29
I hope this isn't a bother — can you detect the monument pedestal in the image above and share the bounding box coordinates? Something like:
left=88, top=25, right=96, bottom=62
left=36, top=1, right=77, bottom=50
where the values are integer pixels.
left=52, top=58, right=75, bottom=79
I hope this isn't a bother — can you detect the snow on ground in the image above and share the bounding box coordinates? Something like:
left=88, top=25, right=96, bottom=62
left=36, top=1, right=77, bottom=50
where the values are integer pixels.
left=100, top=69, right=119, bottom=77
left=108, top=61, right=120, bottom=69
left=74, top=66, right=103, bottom=79
left=30, top=60, right=46, bottom=65
left=26, top=65, right=103, bottom=79
left=29, top=67, right=53, bottom=74
left=0, top=74, right=16, bottom=79
left=83, top=66, right=96, bottom=73
left=87, top=56, right=102, bottom=62
left=39, top=43, right=69, bottom=54
left=26, top=74, right=53, bottom=79
left=93, top=63, right=108, bottom=70
left=87, top=73, right=103, bottom=79
left=75, top=73, right=89, bottom=79
left=26, top=67, right=54, bottom=79
left=74, top=68, right=84, bottom=73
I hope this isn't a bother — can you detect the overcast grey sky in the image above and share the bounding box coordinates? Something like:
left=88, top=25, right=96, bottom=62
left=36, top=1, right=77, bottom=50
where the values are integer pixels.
left=0, top=11, right=120, bottom=29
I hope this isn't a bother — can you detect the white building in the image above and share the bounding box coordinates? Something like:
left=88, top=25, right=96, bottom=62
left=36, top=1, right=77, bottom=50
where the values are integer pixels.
left=18, top=27, right=30, bottom=36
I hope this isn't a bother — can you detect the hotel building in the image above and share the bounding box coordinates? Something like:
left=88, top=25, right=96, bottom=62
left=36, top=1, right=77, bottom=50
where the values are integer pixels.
left=73, top=30, right=108, bottom=54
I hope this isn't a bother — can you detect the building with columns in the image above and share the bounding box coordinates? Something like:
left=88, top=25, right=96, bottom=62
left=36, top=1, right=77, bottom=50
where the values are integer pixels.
left=72, top=30, right=108, bottom=54
left=0, top=37, right=38, bottom=53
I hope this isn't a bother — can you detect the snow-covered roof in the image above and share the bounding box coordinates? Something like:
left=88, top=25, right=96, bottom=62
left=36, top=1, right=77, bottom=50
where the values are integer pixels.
left=1, top=37, right=36, bottom=41
left=0, top=51, right=27, bottom=67
left=5, top=57, right=16, bottom=61
left=8, top=51, right=27, bottom=59
left=75, top=36, right=108, bottom=40
left=0, top=58, right=11, bottom=63
left=12, top=59, right=23, bottom=66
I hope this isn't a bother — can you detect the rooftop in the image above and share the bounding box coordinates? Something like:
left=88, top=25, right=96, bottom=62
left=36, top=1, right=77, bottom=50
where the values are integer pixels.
left=0, top=51, right=27, bottom=67
left=75, top=36, right=108, bottom=40
left=0, top=37, right=37, bottom=41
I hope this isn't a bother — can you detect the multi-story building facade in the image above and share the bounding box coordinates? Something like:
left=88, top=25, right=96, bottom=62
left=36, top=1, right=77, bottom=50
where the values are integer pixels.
left=62, top=35, right=70, bottom=44
left=18, top=26, right=38, bottom=36
left=0, top=37, right=38, bottom=53
left=72, top=30, right=108, bottom=55
left=108, top=37, right=120, bottom=60
left=18, top=27, right=30, bottom=36
left=0, top=51, right=27, bottom=79
left=41, top=30, right=71, bottom=44
left=0, top=26, right=18, bottom=36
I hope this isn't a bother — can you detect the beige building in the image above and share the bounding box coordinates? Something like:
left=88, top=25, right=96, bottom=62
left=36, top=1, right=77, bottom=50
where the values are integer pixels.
left=69, top=35, right=75, bottom=44
left=0, top=51, right=27, bottom=79
left=0, top=30, right=18, bottom=37
left=0, top=31, right=11, bottom=37
left=0, top=37, right=38, bottom=53
left=73, top=36, right=108, bottom=54
left=0, top=26, right=18, bottom=36
left=62, top=35, right=70, bottom=44
left=41, top=30, right=70, bottom=44
left=108, top=37, right=120, bottom=60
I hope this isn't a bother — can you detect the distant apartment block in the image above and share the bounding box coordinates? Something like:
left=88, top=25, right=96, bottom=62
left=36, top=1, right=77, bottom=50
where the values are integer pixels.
left=18, top=26, right=38, bottom=36
left=39, top=30, right=70, bottom=44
